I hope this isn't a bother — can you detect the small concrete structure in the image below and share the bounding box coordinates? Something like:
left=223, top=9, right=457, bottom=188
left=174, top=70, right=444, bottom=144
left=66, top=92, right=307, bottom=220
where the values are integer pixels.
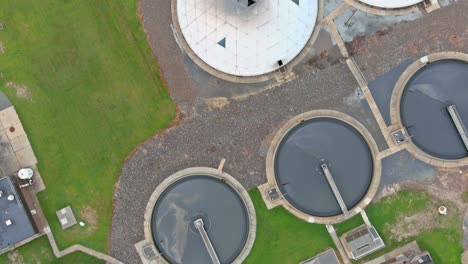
left=321, top=163, right=349, bottom=217
left=193, top=218, right=220, bottom=264
left=364, top=241, right=433, bottom=264
left=55, top=206, right=77, bottom=229
left=300, top=249, right=340, bottom=264
left=447, top=105, right=468, bottom=151
left=0, top=106, right=37, bottom=169
left=0, top=176, right=37, bottom=252
left=340, top=225, right=385, bottom=260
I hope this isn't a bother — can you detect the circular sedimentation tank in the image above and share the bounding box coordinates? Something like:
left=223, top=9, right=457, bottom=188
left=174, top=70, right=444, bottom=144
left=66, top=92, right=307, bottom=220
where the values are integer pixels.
left=144, top=168, right=256, bottom=264
left=266, top=110, right=381, bottom=224
left=171, top=0, right=319, bottom=81
left=358, top=0, right=423, bottom=9
left=391, top=52, right=468, bottom=166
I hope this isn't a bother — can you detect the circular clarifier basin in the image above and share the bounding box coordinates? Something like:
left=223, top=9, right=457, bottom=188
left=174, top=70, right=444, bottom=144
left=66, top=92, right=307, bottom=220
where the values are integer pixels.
left=266, top=110, right=381, bottom=223
left=400, top=59, right=468, bottom=160
left=146, top=168, right=255, bottom=264
left=173, top=0, right=318, bottom=78
left=358, top=0, right=423, bottom=9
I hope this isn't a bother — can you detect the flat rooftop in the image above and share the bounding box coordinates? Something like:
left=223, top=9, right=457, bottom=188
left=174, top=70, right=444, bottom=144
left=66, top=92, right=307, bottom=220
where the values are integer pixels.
left=0, top=176, right=37, bottom=251
left=341, top=225, right=385, bottom=260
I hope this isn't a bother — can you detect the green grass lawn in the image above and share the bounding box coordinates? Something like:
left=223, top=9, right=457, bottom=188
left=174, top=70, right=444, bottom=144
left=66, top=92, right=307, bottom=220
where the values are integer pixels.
left=0, top=237, right=103, bottom=264
left=0, top=0, right=174, bottom=255
left=362, top=192, right=463, bottom=263
left=244, top=189, right=335, bottom=264
left=247, top=189, right=463, bottom=264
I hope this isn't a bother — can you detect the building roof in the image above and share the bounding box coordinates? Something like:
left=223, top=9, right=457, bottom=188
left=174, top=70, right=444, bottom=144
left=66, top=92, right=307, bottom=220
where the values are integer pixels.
left=300, top=249, right=340, bottom=264
left=0, top=176, right=37, bottom=251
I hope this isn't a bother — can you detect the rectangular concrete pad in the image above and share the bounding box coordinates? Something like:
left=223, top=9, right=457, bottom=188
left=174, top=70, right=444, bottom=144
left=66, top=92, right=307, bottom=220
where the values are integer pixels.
left=10, top=134, right=30, bottom=152
left=55, top=206, right=77, bottom=229
left=15, top=145, right=37, bottom=168
left=0, top=107, right=20, bottom=129
left=300, top=249, right=340, bottom=264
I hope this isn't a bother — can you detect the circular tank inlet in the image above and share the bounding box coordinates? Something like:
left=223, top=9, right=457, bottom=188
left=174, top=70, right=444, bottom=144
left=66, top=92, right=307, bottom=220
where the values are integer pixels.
left=144, top=167, right=256, bottom=264
left=265, top=110, right=381, bottom=224
left=391, top=52, right=468, bottom=166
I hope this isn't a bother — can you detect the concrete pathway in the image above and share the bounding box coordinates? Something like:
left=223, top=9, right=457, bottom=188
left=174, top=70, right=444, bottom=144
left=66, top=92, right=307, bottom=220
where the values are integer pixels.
left=44, top=226, right=123, bottom=264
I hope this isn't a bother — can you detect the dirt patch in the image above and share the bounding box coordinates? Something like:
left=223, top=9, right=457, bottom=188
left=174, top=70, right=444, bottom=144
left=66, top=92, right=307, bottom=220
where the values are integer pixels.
left=7, top=251, right=24, bottom=264
left=378, top=183, right=401, bottom=201
left=205, top=97, right=229, bottom=110
left=0, top=41, right=5, bottom=54
left=386, top=197, right=461, bottom=242
left=379, top=165, right=467, bottom=243
left=5, top=82, right=32, bottom=100
left=80, top=205, right=98, bottom=234
left=396, top=166, right=467, bottom=211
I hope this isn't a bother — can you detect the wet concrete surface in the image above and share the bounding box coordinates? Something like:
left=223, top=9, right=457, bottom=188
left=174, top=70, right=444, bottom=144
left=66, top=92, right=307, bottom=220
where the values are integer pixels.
left=368, top=59, right=414, bottom=126
left=324, top=0, right=345, bottom=17
left=335, top=7, right=421, bottom=42
left=274, top=118, right=373, bottom=217
left=152, top=176, right=248, bottom=264
left=377, top=149, right=436, bottom=196
left=401, top=60, right=468, bottom=159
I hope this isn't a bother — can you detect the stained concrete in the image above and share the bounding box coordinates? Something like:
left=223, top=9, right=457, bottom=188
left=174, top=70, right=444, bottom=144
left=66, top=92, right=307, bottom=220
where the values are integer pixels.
left=377, top=149, right=436, bottom=196
left=335, top=8, right=421, bottom=42
left=368, top=59, right=414, bottom=126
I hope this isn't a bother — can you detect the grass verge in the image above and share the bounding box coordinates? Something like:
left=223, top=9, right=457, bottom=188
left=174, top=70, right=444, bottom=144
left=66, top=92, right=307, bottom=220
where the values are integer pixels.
left=0, top=0, right=174, bottom=253
left=0, top=236, right=103, bottom=264
left=244, top=189, right=335, bottom=264
left=246, top=190, right=463, bottom=264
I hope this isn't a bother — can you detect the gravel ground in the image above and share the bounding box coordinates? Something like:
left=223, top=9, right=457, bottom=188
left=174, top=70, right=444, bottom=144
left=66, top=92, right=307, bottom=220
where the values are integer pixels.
left=347, top=0, right=468, bottom=82
left=110, top=1, right=468, bottom=263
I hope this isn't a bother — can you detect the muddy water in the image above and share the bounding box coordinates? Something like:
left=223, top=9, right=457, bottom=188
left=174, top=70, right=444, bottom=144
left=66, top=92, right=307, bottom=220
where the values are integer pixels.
left=151, top=176, right=249, bottom=264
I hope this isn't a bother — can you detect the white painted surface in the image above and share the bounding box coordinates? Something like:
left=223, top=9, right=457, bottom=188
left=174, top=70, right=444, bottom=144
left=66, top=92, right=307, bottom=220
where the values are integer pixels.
left=177, top=0, right=318, bottom=76
left=359, top=0, right=423, bottom=9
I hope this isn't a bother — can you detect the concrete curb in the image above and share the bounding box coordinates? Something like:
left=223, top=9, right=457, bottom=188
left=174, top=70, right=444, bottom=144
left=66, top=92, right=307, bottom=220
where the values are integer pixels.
left=389, top=52, right=468, bottom=167
left=170, top=0, right=324, bottom=83
left=262, top=110, right=381, bottom=224
left=142, top=167, right=256, bottom=264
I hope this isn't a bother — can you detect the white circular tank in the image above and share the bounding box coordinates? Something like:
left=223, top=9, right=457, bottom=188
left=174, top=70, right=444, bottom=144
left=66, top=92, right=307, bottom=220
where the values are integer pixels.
left=18, top=168, right=34, bottom=180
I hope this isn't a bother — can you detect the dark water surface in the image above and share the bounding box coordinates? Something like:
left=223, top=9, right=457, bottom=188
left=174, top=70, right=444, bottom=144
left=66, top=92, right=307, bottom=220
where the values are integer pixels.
left=401, top=60, right=468, bottom=159
left=151, top=176, right=249, bottom=264
left=274, top=118, right=373, bottom=217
